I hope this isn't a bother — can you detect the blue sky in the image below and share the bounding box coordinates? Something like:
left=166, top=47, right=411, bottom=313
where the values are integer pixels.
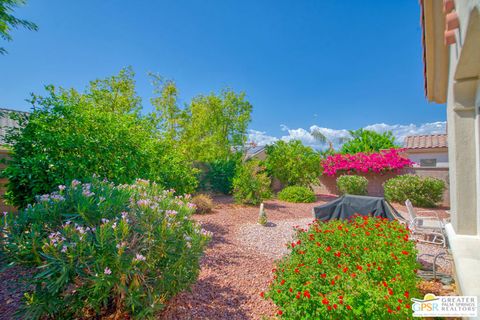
left=0, top=1, right=446, bottom=146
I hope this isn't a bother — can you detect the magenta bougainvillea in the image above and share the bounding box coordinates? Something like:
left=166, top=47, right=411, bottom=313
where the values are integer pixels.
left=322, top=149, right=413, bottom=176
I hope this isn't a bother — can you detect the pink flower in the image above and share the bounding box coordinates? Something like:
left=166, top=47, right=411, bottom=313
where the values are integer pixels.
left=104, top=267, right=112, bottom=275
left=134, top=253, right=146, bottom=261
left=321, top=149, right=412, bottom=176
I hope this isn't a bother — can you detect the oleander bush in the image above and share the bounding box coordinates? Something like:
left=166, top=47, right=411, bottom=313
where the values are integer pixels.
left=384, top=174, right=446, bottom=208
left=336, top=175, right=368, bottom=195
left=191, top=194, right=214, bottom=214
left=232, top=160, right=272, bottom=205
left=278, top=186, right=316, bottom=203
left=0, top=177, right=210, bottom=319
left=263, top=216, right=420, bottom=319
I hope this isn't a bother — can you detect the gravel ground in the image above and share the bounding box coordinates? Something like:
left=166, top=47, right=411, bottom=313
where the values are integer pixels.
left=0, top=194, right=454, bottom=319
left=236, top=218, right=313, bottom=260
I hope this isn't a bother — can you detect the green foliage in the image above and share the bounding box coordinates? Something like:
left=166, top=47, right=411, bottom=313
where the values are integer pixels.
left=277, top=186, right=316, bottom=203
left=149, top=73, right=183, bottom=141
left=0, top=0, right=38, bottom=54
left=181, top=89, right=252, bottom=162
left=384, top=174, right=446, bottom=208
left=0, top=178, right=210, bottom=319
left=341, top=129, right=398, bottom=154
left=232, top=160, right=272, bottom=205
left=264, top=216, right=419, bottom=319
left=265, top=140, right=321, bottom=187
left=336, top=175, right=368, bottom=195
left=191, top=194, right=214, bottom=214
left=204, top=157, right=240, bottom=194
left=2, top=68, right=198, bottom=208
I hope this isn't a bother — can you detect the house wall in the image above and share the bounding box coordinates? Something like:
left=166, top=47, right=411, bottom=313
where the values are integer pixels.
left=405, top=149, right=449, bottom=167
left=442, top=2, right=480, bottom=303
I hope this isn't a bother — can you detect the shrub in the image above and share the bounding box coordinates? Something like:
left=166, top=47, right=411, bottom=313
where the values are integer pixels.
left=0, top=177, right=210, bottom=319
left=340, top=129, right=398, bottom=154
left=322, top=149, right=413, bottom=176
left=336, top=175, right=368, bottom=195
left=384, top=174, right=446, bottom=208
left=265, top=140, right=321, bottom=187
left=2, top=69, right=198, bottom=208
left=263, top=216, right=419, bottom=319
left=278, top=186, right=316, bottom=203
left=232, top=160, right=272, bottom=205
left=204, top=157, right=239, bottom=194
left=191, top=194, right=214, bottom=214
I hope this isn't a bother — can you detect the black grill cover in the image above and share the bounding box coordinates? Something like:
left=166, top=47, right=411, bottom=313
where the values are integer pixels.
left=313, top=195, right=399, bottom=221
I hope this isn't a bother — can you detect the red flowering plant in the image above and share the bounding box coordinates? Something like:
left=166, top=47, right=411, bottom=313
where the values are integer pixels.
left=262, top=216, right=420, bottom=319
left=322, top=149, right=413, bottom=176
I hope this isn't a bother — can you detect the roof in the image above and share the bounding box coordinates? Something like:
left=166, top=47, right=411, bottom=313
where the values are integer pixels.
left=419, top=0, right=449, bottom=103
left=0, top=108, right=29, bottom=145
left=244, top=146, right=266, bottom=160
left=403, top=134, right=448, bottom=150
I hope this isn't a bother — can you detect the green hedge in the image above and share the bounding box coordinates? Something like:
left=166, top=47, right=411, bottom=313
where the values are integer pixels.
left=384, top=174, right=445, bottom=207
left=336, top=175, right=368, bottom=195
left=278, top=186, right=316, bottom=203
left=2, top=69, right=198, bottom=208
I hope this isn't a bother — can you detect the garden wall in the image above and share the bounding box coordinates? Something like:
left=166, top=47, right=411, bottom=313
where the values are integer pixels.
left=314, top=167, right=450, bottom=207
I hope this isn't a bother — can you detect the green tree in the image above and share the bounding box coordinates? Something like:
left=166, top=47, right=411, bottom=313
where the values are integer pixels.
left=181, top=89, right=252, bottom=162
left=265, top=140, right=321, bottom=187
left=149, top=73, right=183, bottom=141
left=340, top=129, right=398, bottom=154
left=1, top=0, right=38, bottom=54
left=2, top=68, right=198, bottom=207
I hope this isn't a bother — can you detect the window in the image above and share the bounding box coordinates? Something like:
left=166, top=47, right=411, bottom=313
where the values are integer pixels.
left=420, top=159, right=437, bottom=167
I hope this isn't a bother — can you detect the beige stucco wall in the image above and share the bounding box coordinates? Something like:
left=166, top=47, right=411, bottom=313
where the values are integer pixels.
left=446, top=2, right=480, bottom=236
left=406, top=148, right=449, bottom=168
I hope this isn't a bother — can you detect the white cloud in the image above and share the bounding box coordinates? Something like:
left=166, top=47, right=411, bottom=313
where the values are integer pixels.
left=247, top=129, right=278, bottom=146
left=248, top=121, right=447, bottom=150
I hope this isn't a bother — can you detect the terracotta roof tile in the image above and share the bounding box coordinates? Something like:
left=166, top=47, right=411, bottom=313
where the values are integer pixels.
left=403, top=134, right=448, bottom=149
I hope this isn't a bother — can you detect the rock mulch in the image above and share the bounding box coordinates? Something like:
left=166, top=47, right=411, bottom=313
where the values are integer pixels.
left=0, top=194, right=454, bottom=319
left=0, top=260, right=34, bottom=320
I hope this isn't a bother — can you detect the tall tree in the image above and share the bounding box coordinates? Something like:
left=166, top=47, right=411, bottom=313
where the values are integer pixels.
left=0, top=0, right=38, bottom=54
left=150, top=73, right=183, bottom=141
left=181, top=89, right=252, bottom=162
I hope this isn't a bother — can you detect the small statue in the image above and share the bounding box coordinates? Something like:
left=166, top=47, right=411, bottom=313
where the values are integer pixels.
left=258, top=202, right=267, bottom=226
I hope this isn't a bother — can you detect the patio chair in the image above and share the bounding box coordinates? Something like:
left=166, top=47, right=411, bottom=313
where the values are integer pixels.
left=404, top=199, right=447, bottom=247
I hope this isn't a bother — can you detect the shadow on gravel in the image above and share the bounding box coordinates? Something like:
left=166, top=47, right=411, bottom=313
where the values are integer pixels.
left=159, top=274, right=252, bottom=320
